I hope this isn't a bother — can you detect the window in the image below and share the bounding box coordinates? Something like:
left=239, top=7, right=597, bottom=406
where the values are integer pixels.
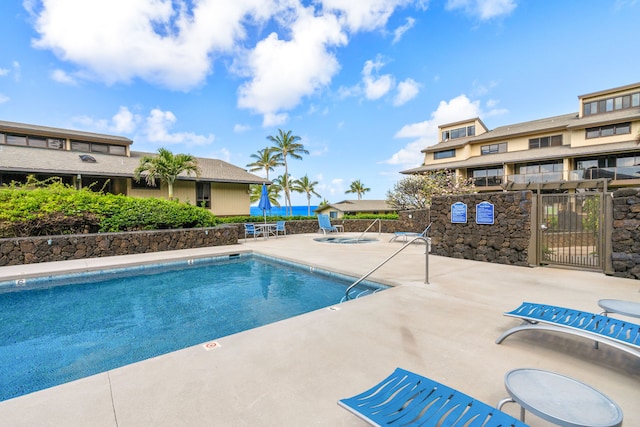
left=6, top=135, right=27, bottom=146
left=71, top=140, right=127, bottom=155
left=471, top=167, right=503, bottom=186
left=441, top=125, right=475, bottom=142
left=481, top=142, right=507, bottom=155
left=585, top=122, right=631, bottom=139
left=529, top=135, right=563, bottom=149
left=71, top=141, right=90, bottom=151
left=583, top=91, right=640, bottom=115
left=196, top=183, right=211, bottom=208
left=434, top=149, right=455, bottom=160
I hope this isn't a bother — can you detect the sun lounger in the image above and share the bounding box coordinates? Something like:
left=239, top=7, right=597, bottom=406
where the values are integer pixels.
left=338, top=367, right=528, bottom=427
left=496, top=302, right=640, bottom=359
left=318, top=214, right=343, bottom=234
left=389, top=223, right=431, bottom=243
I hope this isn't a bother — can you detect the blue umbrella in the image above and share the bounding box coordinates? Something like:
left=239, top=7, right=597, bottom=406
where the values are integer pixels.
left=257, top=183, right=271, bottom=223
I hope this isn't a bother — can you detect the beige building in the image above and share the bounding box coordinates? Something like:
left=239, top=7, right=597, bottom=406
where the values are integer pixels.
left=402, top=82, right=640, bottom=192
left=0, top=120, right=267, bottom=216
left=315, top=200, right=396, bottom=219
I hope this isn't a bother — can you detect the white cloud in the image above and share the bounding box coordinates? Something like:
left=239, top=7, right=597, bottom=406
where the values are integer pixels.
left=0, top=94, right=10, bottom=104
left=145, top=108, right=214, bottom=146
left=51, top=69, right=77, bottom=85
left=237, top=7, right=347, bottom=124
left=392, top=16, right=415, bottom=43
left=111, top=106, right=139, bottom=134
left=233, top=124, right=251, bottom=133
left=12, top=61, right=21, bottom=82
left=0, top=68, right=9, bottom=77
left=445, top=0, right=517, bottom=20
left=393, top=78, right=420, bottom=106
left=362, top=58, right=394, bottom=100
left=386, top=94, right=482, bottom=166
left=320, top=0, right=422, bottom=32
left=29, top=0, right=275, bottom=91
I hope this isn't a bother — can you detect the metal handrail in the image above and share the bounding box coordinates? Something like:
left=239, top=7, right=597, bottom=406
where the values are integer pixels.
left=357, top=218, right=382, bottom=241
left=344, top=234, right=430, bottom=300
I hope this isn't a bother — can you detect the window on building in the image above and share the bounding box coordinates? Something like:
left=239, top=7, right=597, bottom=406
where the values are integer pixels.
left=70, top=140, right=127, bottom=155
left=471, top=167, right=503, bottom=186
left=441, top=125, right=476, bottom=142
left=196, top=182, right=211, bottom=208
left=585, top=122, right=631, bottom=138
left=6, top=135, right=27, bottom=146
left=529, top=135, right=563, bottom=149
left=481, top=142, right=507, bottom=155
left=583, top=91, right=640, bottom=116
left=433, top=149, right=455, bottom=160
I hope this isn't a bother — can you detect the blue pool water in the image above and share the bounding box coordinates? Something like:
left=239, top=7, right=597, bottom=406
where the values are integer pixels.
left=0, top=254, right=384, bottom=402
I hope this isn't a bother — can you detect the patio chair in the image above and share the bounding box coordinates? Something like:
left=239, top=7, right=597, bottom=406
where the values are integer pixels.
left=338, top=368, right=528, bottom=427
left=318, top=214, right=343, bottom=234
left=275, top=220, right=286, bottom=238
left=389, top=223, right=431, bottom=243
left=243, top=223, right=263, bottom=241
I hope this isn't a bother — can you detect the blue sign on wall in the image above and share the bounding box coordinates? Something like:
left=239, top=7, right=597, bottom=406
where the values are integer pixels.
left=476, top=201, right=494, bottom=225
left=451, top=202, right=467, bottom=223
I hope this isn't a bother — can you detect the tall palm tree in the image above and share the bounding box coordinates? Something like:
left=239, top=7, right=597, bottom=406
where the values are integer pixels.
left=345, top=179, right=370, bottom=200
left=246, top=147, right=283, bottom=180
left=267, top=129, right=308, bottom=215
left=292, top=175, right=321, bottom=216
left=134, top=148, right=200, bottom=200
left=272, top=174, right=293, bottom=215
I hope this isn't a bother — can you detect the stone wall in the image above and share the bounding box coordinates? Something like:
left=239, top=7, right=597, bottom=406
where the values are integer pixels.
left=611, top=188, right=640, bottom=279
left=429, top=191, right=532, bottom=266
left=0, top=226, right=238, bottom=266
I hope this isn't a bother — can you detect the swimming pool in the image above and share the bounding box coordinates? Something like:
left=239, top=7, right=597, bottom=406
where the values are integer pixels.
left=0, top=254, right=386, bottom=402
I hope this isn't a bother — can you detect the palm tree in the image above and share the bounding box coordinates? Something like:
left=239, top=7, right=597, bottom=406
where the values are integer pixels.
left=345, top=179, right=370, bottom=200
left=267, top=129, right=308, bottom=215
left=134, top=148, right=200, bottom=200
left=272, top=174, right=293, bottom=215
left=292, top=175, right=321, bottom=216
left=249, top=184, right=281, bottom=207
left=246, top=147, right=283, bottom=180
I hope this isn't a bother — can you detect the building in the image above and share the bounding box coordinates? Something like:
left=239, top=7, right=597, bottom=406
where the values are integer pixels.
left=0, top=120, right=267, bottom=216
left=402, top=82, right=640, bottom=192
left=315, top=200, right=396, bottom=218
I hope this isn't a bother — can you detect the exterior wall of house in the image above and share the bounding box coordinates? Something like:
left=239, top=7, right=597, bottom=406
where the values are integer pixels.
left=211, top=183, right=250, bottom=216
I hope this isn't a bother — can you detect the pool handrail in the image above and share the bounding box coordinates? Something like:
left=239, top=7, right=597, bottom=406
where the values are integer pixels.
left=356, top=218, right=382, bottom=241
left=344, top=232, right=431, bottom=301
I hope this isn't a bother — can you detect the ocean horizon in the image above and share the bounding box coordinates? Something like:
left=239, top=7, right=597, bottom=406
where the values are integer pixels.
left=250, top=205, right=318, bottom=217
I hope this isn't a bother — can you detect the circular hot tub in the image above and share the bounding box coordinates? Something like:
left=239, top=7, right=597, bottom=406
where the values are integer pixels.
left=313, top=236, right=378, bottom=244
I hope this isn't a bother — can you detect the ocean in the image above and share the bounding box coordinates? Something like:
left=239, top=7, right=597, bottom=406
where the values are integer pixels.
left=250, top=205, right=318, bottom=217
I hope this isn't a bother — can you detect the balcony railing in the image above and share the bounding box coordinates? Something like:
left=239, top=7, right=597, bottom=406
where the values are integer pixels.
left=505, top=166, right=640, bottom=185
left=506, top=172, right=563, bottom=184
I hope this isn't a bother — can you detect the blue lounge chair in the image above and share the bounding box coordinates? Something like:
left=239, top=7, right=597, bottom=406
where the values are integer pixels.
left=275, top=220, right=286, bottom=238
left=496, top=302, right=640, bottom=359
left=243, top=223, right=263, bottom=241
left=339, top=368, right=528, bottom=427
left=389, top=223, right=431, bottom=243
left=318, top=214, right=343, bottom=234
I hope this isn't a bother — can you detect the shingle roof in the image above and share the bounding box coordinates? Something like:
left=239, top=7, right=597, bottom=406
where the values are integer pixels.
left=0, top=145, right=267, bottom=184
left=0, top=120, right=132, bottom=145
left=403, top=140, right=640, bottom=174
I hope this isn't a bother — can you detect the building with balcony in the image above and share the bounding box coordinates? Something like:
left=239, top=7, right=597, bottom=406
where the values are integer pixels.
left=0, top=120, right=267, bottom=216
left=402, top=82, right=640, bottom=193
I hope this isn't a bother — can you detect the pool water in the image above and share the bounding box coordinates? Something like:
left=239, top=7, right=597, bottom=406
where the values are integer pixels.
left=0, top=254, right=385, bottom=402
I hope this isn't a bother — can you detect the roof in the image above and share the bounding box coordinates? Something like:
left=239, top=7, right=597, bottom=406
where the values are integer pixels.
left=315, top=199, right=395, bottom=213
left=0, top=120, right=133, bottom=146
left=403, top=140, right=640, bottom=174
left=0, top=145, right=267, bottom=184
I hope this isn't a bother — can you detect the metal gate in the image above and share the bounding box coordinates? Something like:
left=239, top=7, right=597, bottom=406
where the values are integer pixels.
left=538, top=192, right=604, bottom=270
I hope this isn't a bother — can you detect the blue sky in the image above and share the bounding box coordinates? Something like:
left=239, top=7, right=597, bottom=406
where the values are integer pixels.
left=1, top=0, right=638, bottom=206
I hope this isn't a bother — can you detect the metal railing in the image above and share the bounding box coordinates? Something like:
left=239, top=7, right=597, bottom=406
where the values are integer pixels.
left=356, top=218, right=382, bottom=241
left=343, top=234, right=430, bottom=301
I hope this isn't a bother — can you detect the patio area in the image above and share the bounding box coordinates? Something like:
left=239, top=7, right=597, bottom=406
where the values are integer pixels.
left=0, top=232, right=638, bottom=426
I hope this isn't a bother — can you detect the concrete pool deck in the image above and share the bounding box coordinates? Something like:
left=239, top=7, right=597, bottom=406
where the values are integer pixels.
left=0, top=232, right=639, bottom=426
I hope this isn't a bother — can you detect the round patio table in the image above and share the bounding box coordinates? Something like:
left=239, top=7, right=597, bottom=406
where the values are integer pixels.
left=498, top=369, right=623, bottom=427
left=598, top=299, right=640, bottom=318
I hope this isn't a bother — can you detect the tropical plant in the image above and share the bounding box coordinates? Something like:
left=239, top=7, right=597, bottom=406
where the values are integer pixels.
left=292, top=175, right=321, bottom=216
left=387, top=170, right=476, bottom=210
left=249, top=183, right=281, bottom=206
left=267, top=129, right=308, bottom=215
left=345, top=179, right=370, bottom=200
left=134, top=148, right=201, bottom=200
left=272, top=174, right=293, bottom=211
left=246, top=147, right=283, bottom=180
